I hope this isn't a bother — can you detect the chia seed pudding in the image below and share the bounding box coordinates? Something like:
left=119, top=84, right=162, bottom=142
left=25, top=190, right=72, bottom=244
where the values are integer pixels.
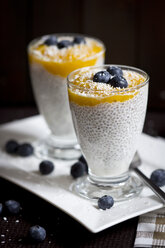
left=28, top=34, right=105, bottom=144
left=68, top=65, right=149, bottom=178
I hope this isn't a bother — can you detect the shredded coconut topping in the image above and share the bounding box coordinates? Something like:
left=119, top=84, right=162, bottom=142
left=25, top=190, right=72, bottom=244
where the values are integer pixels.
left=69, top=68, right=146, bottom=98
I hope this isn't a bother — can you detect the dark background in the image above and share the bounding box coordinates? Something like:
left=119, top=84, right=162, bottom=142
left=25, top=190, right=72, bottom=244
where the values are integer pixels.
left=0, top=0, right=165, bottom=109
left=1, top=0, right=165, bottom=136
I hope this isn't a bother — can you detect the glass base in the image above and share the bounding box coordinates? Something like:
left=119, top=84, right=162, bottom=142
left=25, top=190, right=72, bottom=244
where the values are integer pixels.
left=70, top=175, right=143, bottom=202
left=34, top=136, right=81, bottom=160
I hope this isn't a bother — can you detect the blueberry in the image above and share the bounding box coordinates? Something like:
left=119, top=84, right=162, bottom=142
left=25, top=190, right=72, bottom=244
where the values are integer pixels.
left=73, top=36, right=86, bottom=45
left=107, top=66, right=123, bottom=77
left=79, top=155, right=88, bottom=173
left=39, top=160, right=54, bottom=175
left=150, top=169, right=165, bottom=187
left=71, top=161, right=87, bottom=179
left=44, top=35, right=57, bottom=46
left=93, top=71, right=111, bottom=83
left=57, top=40, right=72, bottom=49
left=108, top=75, right=128, bottom=88
left=17, top=143, right=34, bottom=157
left=0, top=203, right=3, bottom=214
left=98, top=195, right=114, bottom=210
left=29, top=225, right=46, bottom=242
left=5, top=200, right=21, bottom=214
left=5, top=140, right=19, bottom=154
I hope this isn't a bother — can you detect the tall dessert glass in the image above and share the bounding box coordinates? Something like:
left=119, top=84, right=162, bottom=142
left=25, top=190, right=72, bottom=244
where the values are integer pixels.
left=28, top=34, right=105, bottom=159
left=67, top=65, right=149, bottom=201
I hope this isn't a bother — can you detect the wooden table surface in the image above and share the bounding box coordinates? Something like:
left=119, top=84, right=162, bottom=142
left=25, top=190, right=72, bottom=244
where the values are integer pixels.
left=0, top=107, right=164, bottom=248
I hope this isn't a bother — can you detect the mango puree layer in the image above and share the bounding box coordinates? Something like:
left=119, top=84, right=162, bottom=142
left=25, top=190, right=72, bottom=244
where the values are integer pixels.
left=68, top=70, right=146, bottom=106
left=29, top=41, right=104, bottom=77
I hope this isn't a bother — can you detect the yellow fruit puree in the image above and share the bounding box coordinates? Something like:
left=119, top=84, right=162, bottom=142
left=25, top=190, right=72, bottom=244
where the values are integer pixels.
left=28, top=38, right=104, bottom=77
left=68, top=69, right=146, bottom=106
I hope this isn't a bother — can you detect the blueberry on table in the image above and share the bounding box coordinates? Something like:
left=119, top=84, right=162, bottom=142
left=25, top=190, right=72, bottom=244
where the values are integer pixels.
left=71, top=161, right=87, bottom=179
left=79, top=155, right=88, bottom=173
left=150, top=169, right=165, bottom=187
left=29, top=225, right=46, bottom=242
left=98, top=195, right=114, bottom=210
left=39, top=160, right=54, bottom=175
left=44, top=35, right=57, bottom=46
left=5, top=140, right=19, bottom=154
left=108, top=75, right=128, bottom=88
left=57, top=40, right=72, bottom=49
left=73, top=36, right=86, bottom=44
left=107, top=66, right=123, bottom=77
left=5, top=200, right=21, bottom=214
left=79, top=155, right=87, bottom=165
left=93, top=71, right=111, bottom=83
left=17, top=143, right=34, bottom=157
left=0, top=203, right=3, bottom=214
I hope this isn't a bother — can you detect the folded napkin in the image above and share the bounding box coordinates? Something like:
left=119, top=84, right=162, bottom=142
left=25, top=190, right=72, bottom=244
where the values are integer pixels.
left=134, top=208, right=165, bottom=247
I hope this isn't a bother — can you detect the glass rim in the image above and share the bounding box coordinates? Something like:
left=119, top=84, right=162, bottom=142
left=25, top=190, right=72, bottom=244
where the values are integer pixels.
left=67, top=64, right=149, bottom=93
left=27, top=33, right=106, bottom=62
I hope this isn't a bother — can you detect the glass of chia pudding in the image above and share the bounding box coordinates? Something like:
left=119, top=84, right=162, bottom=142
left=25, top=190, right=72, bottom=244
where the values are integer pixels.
left=28, top=34, right=105, bottom=159
left=67, top=65, right=149, bottom=201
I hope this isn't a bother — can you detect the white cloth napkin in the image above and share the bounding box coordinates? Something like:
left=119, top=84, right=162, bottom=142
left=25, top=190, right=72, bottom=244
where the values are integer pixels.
left=134, top=208, right=165, bottom=247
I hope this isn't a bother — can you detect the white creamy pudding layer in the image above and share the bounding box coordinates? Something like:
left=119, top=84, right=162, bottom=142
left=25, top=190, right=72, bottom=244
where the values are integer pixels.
left=29, top=58, right=104, bottom=140
left=30, top=63, right=76, bottom=141
left=68, top=68, right=148, bottom=177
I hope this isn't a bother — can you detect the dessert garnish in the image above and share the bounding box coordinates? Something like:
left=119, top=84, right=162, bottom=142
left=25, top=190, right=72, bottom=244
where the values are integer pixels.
left=73, top=36, right=86, bottom=45
left=5, top=140, right=34, bottom=157
left=43, top=35, right=86, bottom=49
left=71, top=161, right=87, bottom=179
left=98, top=195, right=114, bottom=210
left=79, top=155, right=88, bottom=173
left=150, top=169, right=165, bottom=187
left=109, top=75, right=128, bottom=88
left=39, top=160, right=55, bottom=175
left=5, top=200, right=21, bottom=214
left=93, top=71, right=111, bottom=83
left=57, top=39, right=72, bottom=49
left=107, top=66, right=123, bottom=77
left=93, top=66, right=128, bottom=88
left=29, top=225, right=46, bottom=242
left=44, top=35, right=57, bottom=46
left=17, top=143, right=34, bottom=157
left=5, top=140, right=19, bottom=154
left=0, top=203, right=3, bottom=214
